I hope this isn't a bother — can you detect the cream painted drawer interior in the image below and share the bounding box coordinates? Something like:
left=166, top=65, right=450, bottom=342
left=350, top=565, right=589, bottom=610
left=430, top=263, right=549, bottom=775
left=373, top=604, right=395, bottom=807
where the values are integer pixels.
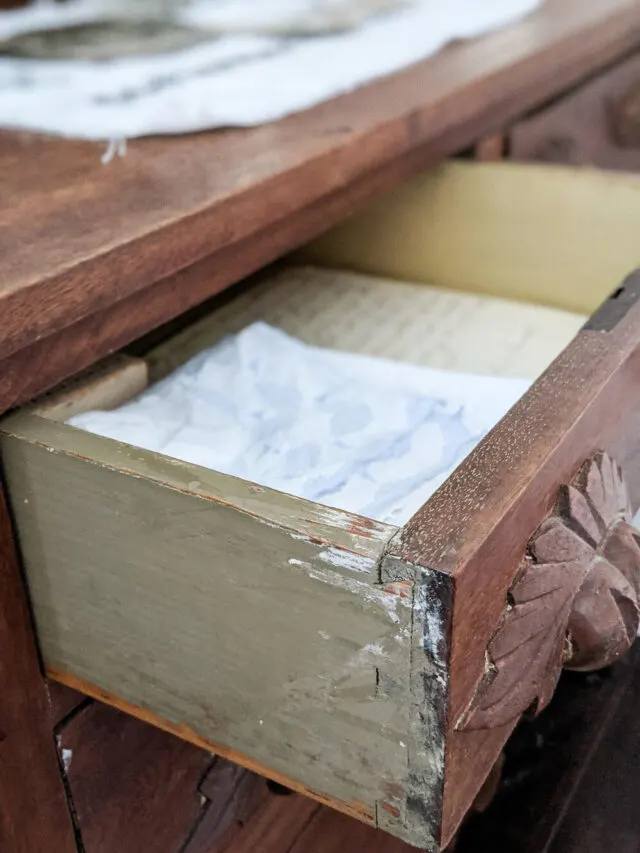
left=3, top=161, right=640, bottom=851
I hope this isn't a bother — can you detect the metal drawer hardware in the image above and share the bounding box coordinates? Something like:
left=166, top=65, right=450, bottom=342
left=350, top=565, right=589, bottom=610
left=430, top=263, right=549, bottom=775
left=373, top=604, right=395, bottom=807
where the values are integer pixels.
left=458, top=452, right=640, bottom=731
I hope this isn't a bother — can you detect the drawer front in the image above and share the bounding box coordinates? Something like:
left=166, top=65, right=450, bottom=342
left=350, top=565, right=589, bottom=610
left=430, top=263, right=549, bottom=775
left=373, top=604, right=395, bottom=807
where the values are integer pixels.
left=4, top=161, right=640, bottom=851
left=302, top=160, right=640, bottom=844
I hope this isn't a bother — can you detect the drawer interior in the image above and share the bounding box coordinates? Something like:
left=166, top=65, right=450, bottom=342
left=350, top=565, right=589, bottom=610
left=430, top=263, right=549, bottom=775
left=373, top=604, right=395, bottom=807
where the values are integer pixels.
left=299, top=159, right=640, bottom=315
left=142, top=265, right=584, bottom=384
left=18, top=158, right=640, bottom=526
left=23, top=264, right=585, bottom=530
left=33, top=158, right=640, bottom=434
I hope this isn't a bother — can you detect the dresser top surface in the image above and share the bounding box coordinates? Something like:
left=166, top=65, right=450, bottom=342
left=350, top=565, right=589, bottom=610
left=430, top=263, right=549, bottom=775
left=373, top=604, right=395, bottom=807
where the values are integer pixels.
left=1, top=0, right=639, bottom=367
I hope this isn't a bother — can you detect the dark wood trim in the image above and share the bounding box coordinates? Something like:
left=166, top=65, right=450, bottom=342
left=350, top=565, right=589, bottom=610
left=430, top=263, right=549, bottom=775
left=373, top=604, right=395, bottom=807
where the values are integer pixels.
left=459, top=452, right=640, bottom=731
left=0, top=483, right=77, bottom=853
left=454, top=653, right=639, bottom=853
left=390, top=271, right=640, bottom=845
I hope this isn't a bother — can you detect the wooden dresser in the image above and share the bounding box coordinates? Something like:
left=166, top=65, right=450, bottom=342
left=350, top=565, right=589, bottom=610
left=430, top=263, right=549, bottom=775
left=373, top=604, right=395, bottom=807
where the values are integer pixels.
left=3, top=2, right=640, bottom=851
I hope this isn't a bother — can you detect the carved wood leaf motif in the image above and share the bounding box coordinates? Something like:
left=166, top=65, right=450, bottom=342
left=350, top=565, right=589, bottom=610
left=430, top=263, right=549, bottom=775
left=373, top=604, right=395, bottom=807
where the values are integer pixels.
left=459, top=452, right=640, bottom=731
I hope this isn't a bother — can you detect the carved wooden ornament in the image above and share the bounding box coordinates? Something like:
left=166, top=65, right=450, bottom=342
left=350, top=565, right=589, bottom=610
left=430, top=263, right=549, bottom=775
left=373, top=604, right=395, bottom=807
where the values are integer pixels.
left=459, top=452, right=640, bottom=731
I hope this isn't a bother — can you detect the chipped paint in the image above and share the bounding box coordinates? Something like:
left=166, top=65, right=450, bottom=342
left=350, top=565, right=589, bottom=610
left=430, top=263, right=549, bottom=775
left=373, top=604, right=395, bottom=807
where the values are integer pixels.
left=307, top=567, right=411, bottom=624
left=305, top=504, right=397, bottom=542
left=61, top=748, right=72, bottom=773
left=2, top=411, right=409, bottom=840
left=317, top=546, right=374, bottom=574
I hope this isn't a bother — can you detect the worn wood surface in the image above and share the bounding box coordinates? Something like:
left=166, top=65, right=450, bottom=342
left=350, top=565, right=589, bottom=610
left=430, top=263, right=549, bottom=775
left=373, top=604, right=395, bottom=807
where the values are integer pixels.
left=47, top=668, right=378, bottom=827
left=183, top=756, right=274, bottom=852
left=301, top=160, right=640, bottom=316
left=2, top=259, right=635, bottom=848
left=1, top=262, right=582, bottom=850
left=48, top=688, right=302, bottom=853
left=58, top=701, right=214, bottom=852
left=511, top=51, right=640, bottom=171
left=460, top=453, right=640, bottom=731
left=46, top=680, right=88, bottom=729
left=0, top=4, right=638, bottom=847
left=384, top=271, right=640, bottom=845
left=32, top=353, right=148, bottom=423
left=0, top=485, right=77, bottom=852
left=49, top=653, right=640, bottom=852
left=0, top=409, right=414, bottom=834
left=0, top=0, right=639, bottom=391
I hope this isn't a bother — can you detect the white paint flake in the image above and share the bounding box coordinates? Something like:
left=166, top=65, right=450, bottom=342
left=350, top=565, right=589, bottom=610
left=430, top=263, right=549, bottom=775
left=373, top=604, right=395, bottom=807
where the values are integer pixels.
left=61, top=748, right=73, bottom=773
left=317, top=547, right=374, bottom=574
left=416, top=585, right=446, bottom=666
left=307, top=567, right=410, bottom=624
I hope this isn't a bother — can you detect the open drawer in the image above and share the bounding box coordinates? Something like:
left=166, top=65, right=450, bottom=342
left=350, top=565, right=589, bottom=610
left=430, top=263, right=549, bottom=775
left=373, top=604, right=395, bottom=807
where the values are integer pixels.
left=3, top=161, right=640, bottom=851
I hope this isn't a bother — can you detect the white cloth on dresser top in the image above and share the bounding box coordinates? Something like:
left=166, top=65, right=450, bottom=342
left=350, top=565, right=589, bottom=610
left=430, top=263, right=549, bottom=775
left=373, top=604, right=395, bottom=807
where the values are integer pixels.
left=0, top=0, right=540, bottom=139
left=67, top=322, right=531, bottom=525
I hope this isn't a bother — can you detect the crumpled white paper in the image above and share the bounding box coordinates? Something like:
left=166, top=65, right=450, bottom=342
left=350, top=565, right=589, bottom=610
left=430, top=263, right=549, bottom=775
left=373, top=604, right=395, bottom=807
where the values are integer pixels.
left=68, top=322, right=530, bottom=525
left=0, top=0, right=539, bottom=139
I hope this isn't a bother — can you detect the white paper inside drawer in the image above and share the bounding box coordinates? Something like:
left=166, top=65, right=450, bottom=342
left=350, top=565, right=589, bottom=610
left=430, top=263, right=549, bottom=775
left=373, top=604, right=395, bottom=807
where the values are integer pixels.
left=67, top=322, right=530, bottom=525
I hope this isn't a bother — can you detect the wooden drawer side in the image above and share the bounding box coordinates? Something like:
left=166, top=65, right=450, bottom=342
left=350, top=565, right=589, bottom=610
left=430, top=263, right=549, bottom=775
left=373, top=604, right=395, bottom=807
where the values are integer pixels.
left=0, top=412, right=418, bottom=833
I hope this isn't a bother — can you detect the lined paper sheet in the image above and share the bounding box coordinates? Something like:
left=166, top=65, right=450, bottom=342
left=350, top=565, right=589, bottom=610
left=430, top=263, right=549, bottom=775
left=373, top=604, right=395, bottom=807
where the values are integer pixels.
left=69, top=322, right=532, bottom=525
left=151, top=265, right=587, bottom=382
left=67, top=266, right=586, bottom=524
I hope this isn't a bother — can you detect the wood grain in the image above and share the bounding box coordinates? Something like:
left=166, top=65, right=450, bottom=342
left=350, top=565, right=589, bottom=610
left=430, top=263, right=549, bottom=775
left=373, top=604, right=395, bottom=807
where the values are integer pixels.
left=387, top=270, right=640, bottom=845
left=47, top=668, right=374, bottom=828
left=0, top=405, right=406, bottom=829
left=32, top=354, right=148, bottom=423
left=57, top=700, right=213, bottom=853
left=1, top=0, right=639, bottom=370
left=46, top=681, right=88, bottom=729
left=0, top=484, right=77, bottom=852
left=459, top=453, right=640, bottom=731
left=511, top=51, right=640, bottom=171
left=183, top=758, right=274, bottom=853
left=194, top=788, right=320, bottom=853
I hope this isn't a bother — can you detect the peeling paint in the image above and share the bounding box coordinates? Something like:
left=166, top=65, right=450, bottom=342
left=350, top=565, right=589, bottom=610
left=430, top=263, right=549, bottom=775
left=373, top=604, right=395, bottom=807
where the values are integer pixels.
left=61, top=748, right=72, bottom=773
left=317, top=547, right=374, bottom=574
left=306, top=505, right=397, bottom=542
left=307, top=567, right=410, bottom=624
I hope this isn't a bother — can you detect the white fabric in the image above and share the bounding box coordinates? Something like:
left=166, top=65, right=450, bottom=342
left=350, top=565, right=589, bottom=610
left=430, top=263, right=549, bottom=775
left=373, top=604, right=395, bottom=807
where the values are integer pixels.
left=0, top=0, right=539, bottom=139
left=67, top=322, right=530, bottom=525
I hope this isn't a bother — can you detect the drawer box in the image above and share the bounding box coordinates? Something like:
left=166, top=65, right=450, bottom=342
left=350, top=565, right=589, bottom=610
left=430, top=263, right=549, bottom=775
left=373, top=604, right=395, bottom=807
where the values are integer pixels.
left=3, top=162, right=640, bottom=851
